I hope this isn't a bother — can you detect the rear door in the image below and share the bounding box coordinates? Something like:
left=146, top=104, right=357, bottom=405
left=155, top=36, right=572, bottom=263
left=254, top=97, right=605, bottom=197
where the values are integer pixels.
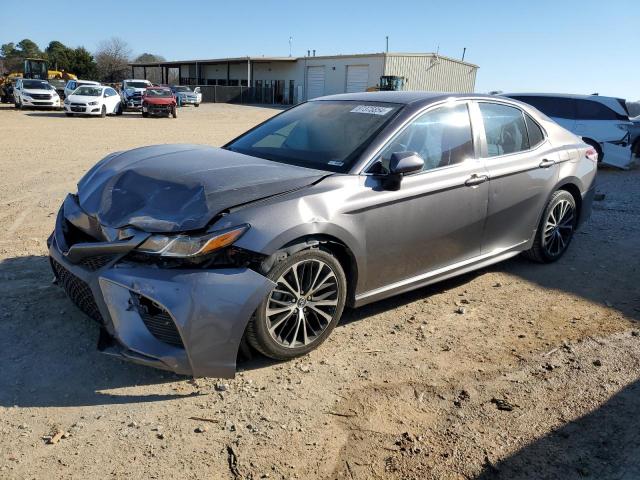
left=473, top=101, right=560, bottom=253
left=306, top=66, right=325, bottom=99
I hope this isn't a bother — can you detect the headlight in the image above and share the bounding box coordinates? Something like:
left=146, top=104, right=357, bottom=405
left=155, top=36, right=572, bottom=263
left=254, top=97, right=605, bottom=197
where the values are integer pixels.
left=88, top=101, right=98, bottom=105
left=64, top=99, right=70, bottom=104
left=136, top=225, right=249, bottom=257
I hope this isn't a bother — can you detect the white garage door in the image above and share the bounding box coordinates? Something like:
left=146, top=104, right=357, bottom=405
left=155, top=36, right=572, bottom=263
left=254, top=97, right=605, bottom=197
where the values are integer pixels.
left=346, top=65, right=369, bottom=93
left=306, top=66, right=325, bottom=99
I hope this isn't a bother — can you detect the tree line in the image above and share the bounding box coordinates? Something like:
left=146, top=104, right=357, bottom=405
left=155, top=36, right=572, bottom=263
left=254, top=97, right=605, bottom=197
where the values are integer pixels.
left=0, top=37, right=165, bottom=83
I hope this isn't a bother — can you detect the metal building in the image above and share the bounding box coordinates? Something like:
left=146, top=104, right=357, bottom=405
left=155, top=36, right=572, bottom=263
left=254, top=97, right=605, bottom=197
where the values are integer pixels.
left=129, top=52, right=478, bottom=104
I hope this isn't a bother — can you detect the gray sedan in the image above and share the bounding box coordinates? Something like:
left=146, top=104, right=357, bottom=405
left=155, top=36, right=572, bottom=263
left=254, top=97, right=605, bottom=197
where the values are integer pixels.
left=48, top=92, right=597, bottom=377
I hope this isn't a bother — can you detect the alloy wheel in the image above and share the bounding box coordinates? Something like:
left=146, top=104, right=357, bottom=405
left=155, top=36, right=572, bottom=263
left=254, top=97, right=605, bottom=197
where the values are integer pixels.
left=542, top=199, right=575, bottom=257
left=265, top=259, right=339, bottom=348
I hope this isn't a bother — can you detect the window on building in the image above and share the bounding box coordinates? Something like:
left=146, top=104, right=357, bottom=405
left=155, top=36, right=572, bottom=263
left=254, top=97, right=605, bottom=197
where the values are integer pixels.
left=479, top=103, right=530, bottom=157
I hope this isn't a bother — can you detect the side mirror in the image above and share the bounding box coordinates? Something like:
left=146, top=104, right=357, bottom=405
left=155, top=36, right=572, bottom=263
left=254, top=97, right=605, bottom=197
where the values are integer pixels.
left=376, top=152, right=424, bottom=191
left=389, top=151, right=424, bottom=175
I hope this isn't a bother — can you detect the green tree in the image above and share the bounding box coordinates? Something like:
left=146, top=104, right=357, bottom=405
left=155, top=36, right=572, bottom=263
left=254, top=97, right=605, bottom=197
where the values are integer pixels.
left=15, top=39, right=43, bottom=58
left=70, top=47, right=97, bottom=79
left=45, top=40, right=72, bottom=71
left=134, top=53, right=166, bottom=63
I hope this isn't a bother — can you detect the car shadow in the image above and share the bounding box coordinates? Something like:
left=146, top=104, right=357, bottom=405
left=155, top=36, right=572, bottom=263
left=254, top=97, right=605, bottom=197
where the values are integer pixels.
left=24, top=112, right=145, bottom=119
left=0, top=255, right=198, bottom=408
left=474, top=379, right=640, bottom=479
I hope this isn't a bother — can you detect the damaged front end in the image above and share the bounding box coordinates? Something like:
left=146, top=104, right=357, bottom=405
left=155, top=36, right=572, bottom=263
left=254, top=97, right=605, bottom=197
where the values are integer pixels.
left=49, top=193, right=275, bottom=378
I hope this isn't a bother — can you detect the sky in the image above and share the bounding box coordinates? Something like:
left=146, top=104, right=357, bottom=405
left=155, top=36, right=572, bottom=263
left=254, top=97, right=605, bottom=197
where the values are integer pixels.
left=1, top=0, right=638, bottom=100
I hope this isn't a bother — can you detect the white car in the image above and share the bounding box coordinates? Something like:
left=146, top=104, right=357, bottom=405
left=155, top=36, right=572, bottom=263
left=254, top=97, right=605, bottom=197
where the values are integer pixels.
left=13, top=78, right=61, bottom=109
left=504, top=93, right=634, bottom=169
left=120, top=79, right=153, bottom=110
left=64, top=85, right=123, bottom=117
left=64, top=79, right=100, bottom=99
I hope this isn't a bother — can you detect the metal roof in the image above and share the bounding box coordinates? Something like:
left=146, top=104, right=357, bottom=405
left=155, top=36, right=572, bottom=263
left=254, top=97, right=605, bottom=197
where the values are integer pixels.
left=130, top=56, right=298, bottom=67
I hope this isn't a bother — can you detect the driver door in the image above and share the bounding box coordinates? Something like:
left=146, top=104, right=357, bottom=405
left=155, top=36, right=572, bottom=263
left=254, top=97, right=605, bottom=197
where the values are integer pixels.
left=357, top=101, right=489, bottom=294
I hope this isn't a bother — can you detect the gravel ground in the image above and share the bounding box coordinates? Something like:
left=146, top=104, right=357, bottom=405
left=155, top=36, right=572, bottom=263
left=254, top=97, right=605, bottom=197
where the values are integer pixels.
left=0, top=103, right=639, bottom=480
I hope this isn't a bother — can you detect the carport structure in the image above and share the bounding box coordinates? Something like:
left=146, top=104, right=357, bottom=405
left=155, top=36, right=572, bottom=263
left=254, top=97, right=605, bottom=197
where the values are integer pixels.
left=130, top=56, right=297, bottom=88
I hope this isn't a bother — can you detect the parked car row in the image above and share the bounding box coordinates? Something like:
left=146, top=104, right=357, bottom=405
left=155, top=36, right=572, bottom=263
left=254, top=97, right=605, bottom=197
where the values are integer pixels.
left=12, top=77, right=201, bottom=119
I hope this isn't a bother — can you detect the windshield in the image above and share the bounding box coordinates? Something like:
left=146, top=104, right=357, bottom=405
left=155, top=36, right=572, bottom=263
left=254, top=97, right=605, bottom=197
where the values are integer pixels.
left=73, top=86, right=103, bottom=96
left=225, top=100, right=402, bottom=172
left=23, top=80, right=52, bottom=90
left=126, top=81, right=150, bottom=89
left=145, top=88, right=172, bottom=97
left=173, top=86, right=191, bottom=92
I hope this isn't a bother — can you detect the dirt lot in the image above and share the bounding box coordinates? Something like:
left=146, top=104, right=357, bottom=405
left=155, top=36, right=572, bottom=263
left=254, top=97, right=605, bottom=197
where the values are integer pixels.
left=1, top=103, right=639, bottom=480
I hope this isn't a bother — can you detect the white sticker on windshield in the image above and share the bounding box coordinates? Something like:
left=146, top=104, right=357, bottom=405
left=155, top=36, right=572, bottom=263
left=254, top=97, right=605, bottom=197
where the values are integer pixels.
left=328, top=160, right=344, bottom=166
left=350, top=105, right=393, bottom=116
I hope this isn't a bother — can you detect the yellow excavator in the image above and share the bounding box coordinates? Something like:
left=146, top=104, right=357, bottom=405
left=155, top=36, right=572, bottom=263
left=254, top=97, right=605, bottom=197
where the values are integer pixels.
left=1, top=58, right=77, bottom=102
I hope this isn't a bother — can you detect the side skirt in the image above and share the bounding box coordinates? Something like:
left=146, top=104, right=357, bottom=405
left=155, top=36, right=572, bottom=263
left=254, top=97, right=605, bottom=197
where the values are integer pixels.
left=353, top=242, right=527, bottom=308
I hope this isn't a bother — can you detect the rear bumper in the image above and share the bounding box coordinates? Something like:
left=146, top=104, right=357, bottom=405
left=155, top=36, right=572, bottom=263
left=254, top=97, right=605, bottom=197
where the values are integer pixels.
left=48, top=195, right=275, bottom=377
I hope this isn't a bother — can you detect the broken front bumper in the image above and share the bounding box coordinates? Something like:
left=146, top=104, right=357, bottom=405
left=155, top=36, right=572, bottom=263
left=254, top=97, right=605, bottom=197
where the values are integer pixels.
left=48, top=196, right=275, bottom=378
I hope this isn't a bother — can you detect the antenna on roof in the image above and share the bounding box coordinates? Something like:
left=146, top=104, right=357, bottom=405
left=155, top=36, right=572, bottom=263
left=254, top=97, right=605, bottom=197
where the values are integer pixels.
left=385, top=36, right=389, bottom=53
left=289, top=36, right=293, bottom=57
left=462, top=47, right=466, bottom=61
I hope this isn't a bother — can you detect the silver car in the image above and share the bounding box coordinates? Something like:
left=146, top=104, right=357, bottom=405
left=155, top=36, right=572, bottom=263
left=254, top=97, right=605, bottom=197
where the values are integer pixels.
left=48, top=92, right=597, bottom=377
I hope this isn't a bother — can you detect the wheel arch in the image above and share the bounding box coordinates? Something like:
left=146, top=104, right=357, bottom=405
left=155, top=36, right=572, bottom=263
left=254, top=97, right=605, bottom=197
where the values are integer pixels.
left=268, top=233, right=360, bottom=308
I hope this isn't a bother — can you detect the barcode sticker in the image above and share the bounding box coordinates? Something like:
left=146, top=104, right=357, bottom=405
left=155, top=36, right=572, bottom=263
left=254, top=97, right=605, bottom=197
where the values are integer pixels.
left=350, top=105, right=393, bottom=115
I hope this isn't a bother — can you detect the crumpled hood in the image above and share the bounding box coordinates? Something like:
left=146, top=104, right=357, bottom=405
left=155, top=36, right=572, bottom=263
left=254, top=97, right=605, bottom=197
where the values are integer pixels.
left=76, top=144, right=328, bottom=233
left=144, top=96, right=175, bottom=105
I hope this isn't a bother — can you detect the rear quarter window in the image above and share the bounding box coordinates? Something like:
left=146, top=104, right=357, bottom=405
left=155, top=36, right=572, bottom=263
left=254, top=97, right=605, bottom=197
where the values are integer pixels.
left=524, top=114, right=545, bottom=147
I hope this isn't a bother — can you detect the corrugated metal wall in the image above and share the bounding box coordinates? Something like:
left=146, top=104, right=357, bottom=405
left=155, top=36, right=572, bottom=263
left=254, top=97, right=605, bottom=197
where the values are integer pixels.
left=384, top=55, right=477, bottom=93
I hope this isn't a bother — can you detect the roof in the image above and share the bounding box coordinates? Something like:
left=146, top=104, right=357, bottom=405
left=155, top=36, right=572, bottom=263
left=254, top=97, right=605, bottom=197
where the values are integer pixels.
left=129, top=52, right=478, bottom=69
left=503, top=92, right=625, bottom=101
left=130, top=56, right=298, bottom=67
left=313, top=91, right=495, bottom=105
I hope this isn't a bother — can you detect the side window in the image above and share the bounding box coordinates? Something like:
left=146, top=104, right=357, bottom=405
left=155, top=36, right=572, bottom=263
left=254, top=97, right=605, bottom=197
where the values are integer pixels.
left=479, top=103, right=530, bottom=157
left=524, top=114, right=545, bottom=147
left=377, top=103, right=474, bottom=172
left=509, top=96, right=576, bottom=120
left=576, top=100, right=620, bottom=120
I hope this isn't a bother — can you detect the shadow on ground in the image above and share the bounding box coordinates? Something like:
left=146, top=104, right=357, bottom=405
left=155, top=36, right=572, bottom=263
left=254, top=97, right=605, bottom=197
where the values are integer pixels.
left=475, top=380, right=640, bottom=480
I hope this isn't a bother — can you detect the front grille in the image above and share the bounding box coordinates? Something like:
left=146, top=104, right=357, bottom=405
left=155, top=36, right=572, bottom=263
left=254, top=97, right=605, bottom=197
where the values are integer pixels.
left=79, top=255, right=116, bottom=271
left=71, top=102, right=86, bottom=106
left=131, top=293, right=184, bottom=348
left=33, top=101, right=53, bottom=105
left=31, top=93, right=51, bottom=100
left=50, top=257, right=103, bottom=323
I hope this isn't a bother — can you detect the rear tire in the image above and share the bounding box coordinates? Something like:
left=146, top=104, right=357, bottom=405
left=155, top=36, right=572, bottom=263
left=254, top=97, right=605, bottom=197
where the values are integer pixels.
left=115, top=102, right=123, bottom=115
left=524, top=190, right=577, bottom=263
left=246, top=249, right=347, bottom=361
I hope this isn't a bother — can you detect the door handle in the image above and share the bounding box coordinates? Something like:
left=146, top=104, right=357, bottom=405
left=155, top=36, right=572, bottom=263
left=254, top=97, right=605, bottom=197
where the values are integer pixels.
left=465, top=174, right=489, bottom=187
left=539, top=159, right=556, bottom=168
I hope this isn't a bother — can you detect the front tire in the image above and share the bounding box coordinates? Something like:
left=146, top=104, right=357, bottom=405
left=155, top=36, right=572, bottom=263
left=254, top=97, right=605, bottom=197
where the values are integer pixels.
left=525, top=190, right=577, bottom=263
left=100, top=105, right=106, bottom=118
left=246, top=249, right=347, bottom=360
left=171, top=105, right=177, bottom=118
left=194, top=103, right=200, bottom=108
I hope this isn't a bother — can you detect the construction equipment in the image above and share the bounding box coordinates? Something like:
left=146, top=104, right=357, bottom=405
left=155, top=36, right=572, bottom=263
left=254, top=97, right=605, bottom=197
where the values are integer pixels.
left=366, top=75, right=406, bottom=92
left=1, top=58, right=78, bottom=102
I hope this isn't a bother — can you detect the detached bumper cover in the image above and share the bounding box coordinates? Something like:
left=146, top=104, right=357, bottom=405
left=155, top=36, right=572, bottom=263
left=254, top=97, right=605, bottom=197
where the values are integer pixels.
left=49, top=197, right=275, bottom=378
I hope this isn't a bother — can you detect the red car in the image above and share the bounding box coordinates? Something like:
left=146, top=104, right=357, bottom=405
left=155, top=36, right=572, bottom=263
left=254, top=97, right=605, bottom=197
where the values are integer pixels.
left=142, top=86, right=177, bottom=118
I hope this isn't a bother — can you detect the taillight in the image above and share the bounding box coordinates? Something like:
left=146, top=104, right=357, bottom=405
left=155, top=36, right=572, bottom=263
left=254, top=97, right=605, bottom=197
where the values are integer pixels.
left=585, top=147, right=598, bottom=162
